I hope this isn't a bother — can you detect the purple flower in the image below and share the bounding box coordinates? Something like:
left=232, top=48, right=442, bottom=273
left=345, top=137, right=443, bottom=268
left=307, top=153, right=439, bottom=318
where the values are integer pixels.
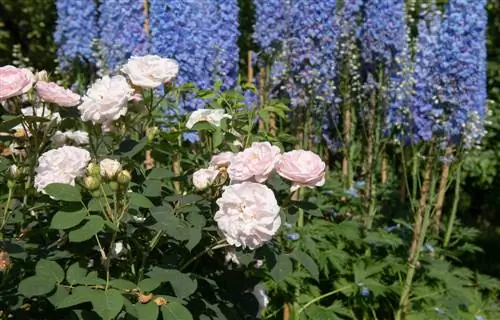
left=286, top=233, right=300, bottom=241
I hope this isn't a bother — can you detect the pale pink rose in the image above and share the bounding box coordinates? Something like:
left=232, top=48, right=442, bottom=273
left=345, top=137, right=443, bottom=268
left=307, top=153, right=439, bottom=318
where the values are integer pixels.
left=276, top=150, right=326, bottom=192
left=99, top=158, right=122, bottom=179
left=193, top=167, right=219, bottom=190
left=227, top=142, right=281, bottom=183
left=36, top=81, right=81, bottom=107
left=210, top=152, right=235, bottom=168
left=0, top=66, right=35, bottom=101
left=214, top=182, right=281, bottom=249
left=121, top=55, right=179, bottom=88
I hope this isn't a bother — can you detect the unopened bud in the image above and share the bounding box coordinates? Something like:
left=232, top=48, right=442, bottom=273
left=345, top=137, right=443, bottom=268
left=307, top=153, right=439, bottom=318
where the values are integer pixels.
left=109, top=181, right=119, bottom=192
left=35, top=70, right=49, bottom=82
left=146, top=126, right=159, bottom=143
left=87, top=163, right=100, bottom=177
left=7, top=165, right=20, bottom=180
left=117, top=170, right=131, bottom=185
left=91, top=189, right=102, bottom=198
left=7, top=180, right=15, bottom=189
left=84, top=176, right=100, bottom=191
left=99, top=158, right=122, bottom=180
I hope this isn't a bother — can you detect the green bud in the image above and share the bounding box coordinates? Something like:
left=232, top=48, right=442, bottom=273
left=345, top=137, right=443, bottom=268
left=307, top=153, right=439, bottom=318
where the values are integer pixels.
left=146, top=126, right=159, bottom=143
left=117, top=170, right=131, bottom=185
left=87, top=163, right=101, bottom=177
left=84, top=176, right=100, bottom=191
left=7, top=165, right=20, bottom=180
left=109, top=181, right=119, bottom=192
left=91, top=189, right=102, bottom=198
left=7, top=180, right=16, bottom=189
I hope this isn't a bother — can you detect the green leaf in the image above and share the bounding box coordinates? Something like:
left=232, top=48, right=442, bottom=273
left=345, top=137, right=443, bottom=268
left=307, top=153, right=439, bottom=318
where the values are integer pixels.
left=161, top=302, right=193, bottom=320
left=45, top=183, right=82, bottom=202
left=212, top=129, right=223, bottom=148
left=19, top=276, right=55, bottom=297
left=136, top=302, right=159, bottom=320
left=66, top=263, right=87, bottom=285
left=143, top=179, right=163, bottom=197
left=36, top=259, right=65, bottom=283
left=129, top=192, right=154, bottom=208
left=57, top=286, right=94, bottom=309
left=122, top=137, right=148, bottom=158
left=87, top=198, right=103, bottom=212
left=185, top=228, right=202, bottom=251
left=138, top=278, right=161, bottom=292
left=69, top=216, right=104, bottom=243
left=291, top=251, right=319, bottom=281
left=91, top=289, right=124, bottom=320
left=147, top=168, right=174, bottom=180
left=147, top=268, right=197, bottom=299
left=270, top=254, right=293, bottom=282
left=110, top=279, right=137, bottom=291
left=83, top=271, right=106, bottom=286
left=47, top=285, right=70, bottom=307
left=50, top=208, right=86, bottom=230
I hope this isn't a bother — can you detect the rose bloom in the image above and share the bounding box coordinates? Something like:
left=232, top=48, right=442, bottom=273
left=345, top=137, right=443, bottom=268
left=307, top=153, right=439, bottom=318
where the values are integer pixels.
left=36, top=81, right=81, bottom=107
left=214, top=182, right=281, bottom=249
left=121, top=55, right=179, bottom=88
left=192, top=167, right=219, bottom=190
left=276, top=149, right=326, bottom=192
left=34, top=146, right=91, bottom=193
left=227, top=142, right=281, bottom=183
left=99, top=158, right=122, bottom=179
left=0, top=65, right=35, bottom=101
left=78, top=75, right=134, bottom=125
left=210, top=151, right=235, bottom=168
left=186, top=109, right=232, bottom=129
left=51, top=130, right=89, bottom=147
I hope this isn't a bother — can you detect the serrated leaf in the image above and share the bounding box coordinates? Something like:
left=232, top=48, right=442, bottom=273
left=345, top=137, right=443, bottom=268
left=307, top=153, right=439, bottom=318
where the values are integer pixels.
left=136, top=302, right=159, bottom=320
left=161, top=302, right=193, bottom=320
left=19, top=276, right=55, bottom=297
left=91, top=289, right=124, bottom=320
left=138, top=278, right=161, bottom=292
left=57, top=286, right=94, bottom=309
left=66, top=263, right=87, bottom=285
left=270, top=254, right=293, bottom=282
left=36, top=259, right=65, bottom=283
left=51, top=208, right=86, bottom=230
left=292, top=251, right=319, bottom=281
left=110, top=279, right=137, bottom=291
left=129, top=192, right=154, bottom=208
left=45, top=183, right=82, bottom=202
left=69, top=216, right=104, bottom=243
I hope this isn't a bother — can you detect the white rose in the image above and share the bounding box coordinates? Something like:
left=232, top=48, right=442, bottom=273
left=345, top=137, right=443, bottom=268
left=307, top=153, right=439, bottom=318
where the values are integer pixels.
left=227, top=142, right=281, bottom=183
left=192, top=167, right=219, bottom=190
left=214, top=182, right=281, bottom=250
left=78, top=75, right=134, bottom=125
left=51, top=131, right=68, bottom=147
left=34, top=146, right=91, bottom=193
left=186, top=109, right=232, bottom=129
left=121, top=55, right=179, bottom=88
left=99, top=158, right=122, bottom=179
left=65, top=130, right=89, bottom=145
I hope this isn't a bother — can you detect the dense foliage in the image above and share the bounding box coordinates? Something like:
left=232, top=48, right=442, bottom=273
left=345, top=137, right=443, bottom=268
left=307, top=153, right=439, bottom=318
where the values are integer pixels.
left=0, top=1, right=499, bottom=320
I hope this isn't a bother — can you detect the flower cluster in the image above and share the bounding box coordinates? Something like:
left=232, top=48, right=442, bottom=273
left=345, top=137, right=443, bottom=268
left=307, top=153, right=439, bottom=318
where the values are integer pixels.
left=253, top=0, right=288, bottom=56
left=193, top=138, right=326, bottom=249
left=54, top=0, right=98, bottom=68
left=98, top=0, right=150, bottom=71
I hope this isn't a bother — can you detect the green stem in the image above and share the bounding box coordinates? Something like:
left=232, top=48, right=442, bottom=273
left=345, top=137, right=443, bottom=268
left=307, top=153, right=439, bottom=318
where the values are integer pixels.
left=1, top=187, right=13, bottom=231
left=180, top=241, right=229, bottom=271
left=297, top=285, right=352, bottom=314
left=395, top=154, right=438, bottom=320
left=443, top=163, right=462, bottom=247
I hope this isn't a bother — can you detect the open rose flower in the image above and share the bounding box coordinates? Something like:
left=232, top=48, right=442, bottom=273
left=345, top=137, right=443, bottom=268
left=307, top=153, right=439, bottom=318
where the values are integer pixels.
left=34, top=146, right=91, bottom=193
left=121, top=55, right=179, bottom=88
left=193, top=167, right=219, bottom=190
left=276, top=149, right=326, bottom=192
left=228, top=142, right=281, bottom=183
left=0, top=65, right=35, bottom=101
left=186, top=109, right=232, bottom=129
left=210, top=152, right=235, bottom=168
left=51, top=130, right=89, bottom=147
left=78, top=75, right=134, bottom=125
left=36, top=81, right=81, bottom=107
left=214, top=182, right=281, bottom=249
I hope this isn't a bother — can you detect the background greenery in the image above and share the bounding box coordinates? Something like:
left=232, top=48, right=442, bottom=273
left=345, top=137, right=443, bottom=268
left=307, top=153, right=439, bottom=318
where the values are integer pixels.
left=0, top=0, right=499, bottom=278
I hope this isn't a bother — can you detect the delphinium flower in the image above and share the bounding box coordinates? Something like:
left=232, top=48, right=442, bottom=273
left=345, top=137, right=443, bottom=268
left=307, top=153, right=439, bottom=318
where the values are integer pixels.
left=286, top=0, right=338, bottom=110
left=436, top=0, right=487, bottom=148
left=253, top=0, right=288, bottom=56
left=54, top=0, right=98, bottom=69
left=98, top=0, right=149, bottom=71
left=210, top=0, right=240, bottom=89
left=337, top=0, right=363, bottom=57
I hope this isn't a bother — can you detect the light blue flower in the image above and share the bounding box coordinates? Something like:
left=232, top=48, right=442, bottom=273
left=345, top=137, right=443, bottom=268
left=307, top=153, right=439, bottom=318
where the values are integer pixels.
left=286, top=233, right=300, bottom=241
